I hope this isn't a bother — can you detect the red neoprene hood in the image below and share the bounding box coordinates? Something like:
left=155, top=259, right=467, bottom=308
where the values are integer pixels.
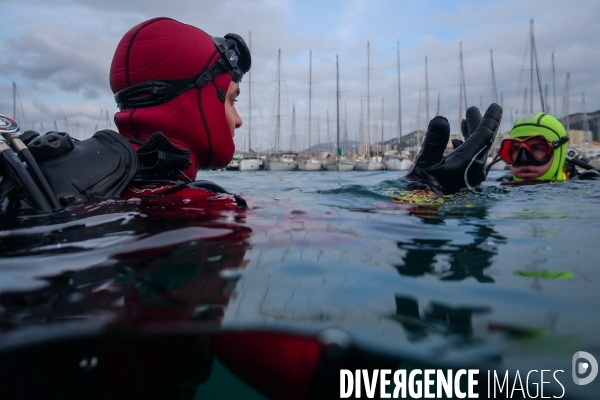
left=110, top=17, right=234, bottom=178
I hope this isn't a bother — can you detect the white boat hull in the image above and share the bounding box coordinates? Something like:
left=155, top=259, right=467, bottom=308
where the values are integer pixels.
left=384, top=157, right=413, bottom=171
left=226, top=160, right=240, bottom=170
left=400, top=159, right=414, bottom=170
left=265, top=160, right=297, bottom=171
left=355, top=160, right=383, bottom=171
left=383, top=158, right=400, bottom=171
left=239, top=159, right=261, bottom=171
left=298, top=161, right=322, bottom=171
left=326, top=160, right=355, bottom=171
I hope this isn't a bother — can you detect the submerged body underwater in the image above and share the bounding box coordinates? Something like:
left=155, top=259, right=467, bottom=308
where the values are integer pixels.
left=1, top=170, right=599, bottom=399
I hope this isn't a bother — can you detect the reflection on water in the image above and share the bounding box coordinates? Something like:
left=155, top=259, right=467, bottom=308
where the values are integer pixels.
left=395, top=205, right=506, bottom=283
left=1, top=172, right=600, bottom=399
left=393, top=295, right=491, bottom=342
left=0, top=199, right=256, bottom=399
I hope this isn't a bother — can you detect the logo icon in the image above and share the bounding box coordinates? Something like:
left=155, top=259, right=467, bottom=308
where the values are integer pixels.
left=230, top=53, right=238, bottom=61
left=572, top=351, right=598, bottom=385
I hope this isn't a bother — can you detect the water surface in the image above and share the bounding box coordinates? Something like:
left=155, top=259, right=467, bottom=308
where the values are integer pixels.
left=1, top=170, right=599, bottom=399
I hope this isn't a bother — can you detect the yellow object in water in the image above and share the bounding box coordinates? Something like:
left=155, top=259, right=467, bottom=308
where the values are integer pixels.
left=514, top=270, right=574, bottom=280
left=389, top=189, right=453, bottom=206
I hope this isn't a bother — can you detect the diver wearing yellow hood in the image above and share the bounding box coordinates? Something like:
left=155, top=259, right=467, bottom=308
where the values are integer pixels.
left=404, top=105, right=598, bottom=195
left=498, top=112, right=599, bottom=182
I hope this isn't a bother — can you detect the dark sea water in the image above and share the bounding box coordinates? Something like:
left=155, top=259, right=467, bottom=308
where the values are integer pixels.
left=1, top=170, right=599, bottom=399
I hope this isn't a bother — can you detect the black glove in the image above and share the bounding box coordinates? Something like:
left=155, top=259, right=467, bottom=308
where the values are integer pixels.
left=405, top=103, right=502, bottom=194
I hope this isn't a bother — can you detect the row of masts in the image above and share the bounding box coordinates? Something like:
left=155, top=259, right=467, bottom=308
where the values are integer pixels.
left=249, top=41, right=584, bottom=161
left=10, top=81, right=115, bottom=136
left=7, top=20, right=589, bottom=150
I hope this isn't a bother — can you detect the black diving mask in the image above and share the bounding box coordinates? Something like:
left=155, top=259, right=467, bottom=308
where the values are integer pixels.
left=114, top=33, right=251, bottom=110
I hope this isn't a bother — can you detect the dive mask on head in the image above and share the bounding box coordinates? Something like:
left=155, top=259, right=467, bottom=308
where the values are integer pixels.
left=114, top=33, right=251, bottom=110
left=499, top=135, right=569, bottom=167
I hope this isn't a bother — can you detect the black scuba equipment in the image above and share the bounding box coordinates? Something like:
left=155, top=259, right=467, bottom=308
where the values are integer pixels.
left=113, top=33, right=251, bottom=110
left=565, top=148, right=598, bottom=171
left=0, top=115, right=52, bottom=212
left=2, top=130, right=61, bottom=210
left=27, top=130, right=139, bottom=207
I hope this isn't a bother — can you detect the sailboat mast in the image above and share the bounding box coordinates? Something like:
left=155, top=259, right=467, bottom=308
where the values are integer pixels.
left=367, top=41, right=371, bottom=156
left=460, top=42, right=467, bottom=109
left=532, top=21, right=545, bottom=112
left=308, top=50, right=312, bottom=153
left=276, top=49, right=281, bottom=153
left=397, top=41, right=402, bottom=152
left=12, top=82, right=16, bottom=120
left=458, top=43, right=466, bottom=132
left=292, top=103, right=296, bottom=152
left=425, top=56, right=429, bottom=124
left=417, top=91, right=422, bottom=133
left=491, top=50, right=498, bottom=103
left=552, top=51, right=557, bottom=116
left=583, top=92, right=588, bottom=135
left=360, top=99, right=364, bottom=153
left=336, top=55, right=340, bottom=155
left=327, top=110, right=330, bottom=152
left=317, top=115, right=321, bottom=155
left=563, top=73, right=570, bottom=131
left=344, top=101, right=348, bottom=155
left=530, top=19, right=534, bottom=114
left=436, top=93, right=440, bottom=116
left=381, top=98, right=384, bottom=151
left=248, top=31, right=252, bottom=153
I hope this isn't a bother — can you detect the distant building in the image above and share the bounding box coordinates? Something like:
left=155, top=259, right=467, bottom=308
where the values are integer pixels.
left=568, top=129, right=593, bottom=145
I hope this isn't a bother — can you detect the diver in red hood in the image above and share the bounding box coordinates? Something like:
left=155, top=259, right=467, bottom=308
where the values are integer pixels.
left=109, top=17, right=251, bottom=209
left=0, top=18, right=251, bottom=213
left=110, top=17, right=250, bottom=179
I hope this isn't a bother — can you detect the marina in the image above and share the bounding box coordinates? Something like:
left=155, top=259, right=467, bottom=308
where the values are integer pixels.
left=1, top=3, right=600, bottom=399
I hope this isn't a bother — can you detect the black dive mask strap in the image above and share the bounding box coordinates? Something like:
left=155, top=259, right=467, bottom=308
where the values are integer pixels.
left=114, top=59, right=229, bottom=110
left=114, top=33, right=251, bottom=111
left=552, top=136, right=569, bottom=149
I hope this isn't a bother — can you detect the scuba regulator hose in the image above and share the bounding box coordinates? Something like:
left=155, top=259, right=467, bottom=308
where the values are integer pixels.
left=0, top=137, right=52, bottom=212
left=2, top=132, right=60, bottom=210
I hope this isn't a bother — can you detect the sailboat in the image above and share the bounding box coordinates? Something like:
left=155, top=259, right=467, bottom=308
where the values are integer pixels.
left=384, top=42, right=413, bottom=171
left=298, top=50, right=321, bottom=171
left=356, top=41, right=382, bottom=171
left=239, top=31, right=261, bottom=171
left=326, top=55, right=355, bottom=171
left=226, top=155, right=241, bottom=170
left=265, top=49, right=297, bottom=171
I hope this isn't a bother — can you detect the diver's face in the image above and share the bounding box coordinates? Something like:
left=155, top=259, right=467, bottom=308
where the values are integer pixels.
left=510, top=156, right=553, bottom=180
left=225, top=81, right=242, bottom=138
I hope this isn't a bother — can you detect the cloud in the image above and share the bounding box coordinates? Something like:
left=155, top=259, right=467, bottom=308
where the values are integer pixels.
left=0, top=0, right=598, bottom=149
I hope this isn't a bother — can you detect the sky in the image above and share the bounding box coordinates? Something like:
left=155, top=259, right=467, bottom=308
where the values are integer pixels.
left=1, top=0, right=599, bottom=152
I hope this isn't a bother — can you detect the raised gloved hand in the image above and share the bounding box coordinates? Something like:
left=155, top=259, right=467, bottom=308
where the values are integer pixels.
left=405, top=103, right=502, bottom=194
